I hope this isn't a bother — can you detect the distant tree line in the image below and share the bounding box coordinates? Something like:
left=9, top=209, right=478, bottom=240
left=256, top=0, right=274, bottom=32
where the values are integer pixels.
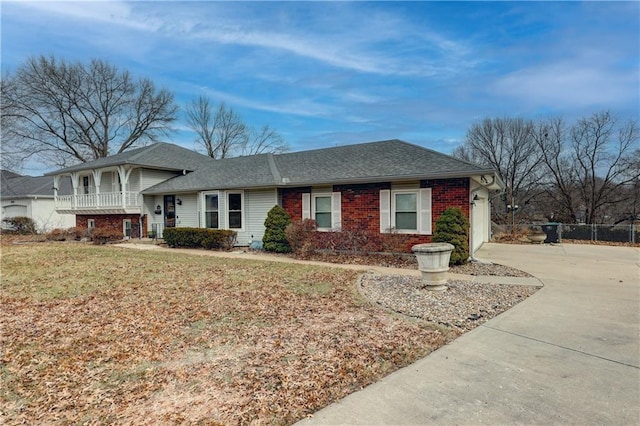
left=1, top=55, right=288, bottom=171
left=454, top=112, right=639, bottom=225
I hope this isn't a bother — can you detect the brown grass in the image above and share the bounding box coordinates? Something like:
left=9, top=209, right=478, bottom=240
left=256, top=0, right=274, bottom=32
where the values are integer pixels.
left=1, top=240, right=453, bottom=425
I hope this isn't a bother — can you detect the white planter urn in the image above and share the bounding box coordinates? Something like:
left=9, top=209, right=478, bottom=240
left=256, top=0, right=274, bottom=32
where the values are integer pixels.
left=412, top=243, right=455, bottom=291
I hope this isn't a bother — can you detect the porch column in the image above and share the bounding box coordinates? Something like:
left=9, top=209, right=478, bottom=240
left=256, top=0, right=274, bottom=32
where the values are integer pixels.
left=70, top=172, right=80, bottom=209
left=92, top=169, right=103, bottom=208
left=53, top=175, right=60, bottom=199
left=117, top=166, right=133, bottom=209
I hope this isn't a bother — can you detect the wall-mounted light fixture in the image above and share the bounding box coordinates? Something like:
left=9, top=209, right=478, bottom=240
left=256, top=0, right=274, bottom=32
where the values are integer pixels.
left=154, top=205, right=162, bottom=215
left=176, top=198, right=182, bottom=205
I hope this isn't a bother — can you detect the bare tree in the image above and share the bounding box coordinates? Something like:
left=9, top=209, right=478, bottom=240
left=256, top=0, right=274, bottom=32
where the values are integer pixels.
left=1, top=55, right=177, bottom=168
left=242, top=124, right=289, bottom=156
left=537, top=111, right=640, bottom=224
left=455, top=117, right=544, bottom=225
left=186, top=97, right=287, bottom=159
left=0, top=76, right=29, bottom=172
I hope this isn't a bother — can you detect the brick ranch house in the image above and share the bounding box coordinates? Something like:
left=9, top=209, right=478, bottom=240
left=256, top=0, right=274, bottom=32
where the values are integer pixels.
left=48, top=139, right=503, bottom=255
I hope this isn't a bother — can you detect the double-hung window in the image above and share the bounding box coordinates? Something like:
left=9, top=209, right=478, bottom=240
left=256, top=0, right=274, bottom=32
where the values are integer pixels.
left=394, top=192, right=417, bottom=231
left=228, top=192, right=243, bottom=229
left=204, top=193, right=219, bottom=229
left=314, top=195, right=332, bottom=229
left=302, top=192, right=341, bottom=231
left=380, top=188, right=432, bottom=234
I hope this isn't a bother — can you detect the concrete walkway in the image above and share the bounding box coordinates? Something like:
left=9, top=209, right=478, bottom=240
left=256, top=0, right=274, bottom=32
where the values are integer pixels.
left=293, top=243, right=640, bottom=425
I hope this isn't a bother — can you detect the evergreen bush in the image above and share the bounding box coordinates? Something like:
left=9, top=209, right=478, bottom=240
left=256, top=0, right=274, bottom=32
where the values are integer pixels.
left=263, top=205, right=292, bottom=253
left=432, top=207, right=470, bottom=265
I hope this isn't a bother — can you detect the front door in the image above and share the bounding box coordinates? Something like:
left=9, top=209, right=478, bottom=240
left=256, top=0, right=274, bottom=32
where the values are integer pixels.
left=123, top=219, right=132, bottom=240
left=164, top=195, right=176, bottom=228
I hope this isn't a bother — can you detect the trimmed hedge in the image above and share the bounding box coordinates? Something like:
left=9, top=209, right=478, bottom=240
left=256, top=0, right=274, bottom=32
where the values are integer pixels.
left=163, top=228, right=237, bottom=250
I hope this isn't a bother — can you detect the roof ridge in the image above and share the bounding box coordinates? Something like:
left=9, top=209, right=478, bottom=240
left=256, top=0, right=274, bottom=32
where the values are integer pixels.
left=126, top=142, right=164, bottom=163
left=266, top=153, right=283, bottom=184
left=274, top=139, right=401, bottom=158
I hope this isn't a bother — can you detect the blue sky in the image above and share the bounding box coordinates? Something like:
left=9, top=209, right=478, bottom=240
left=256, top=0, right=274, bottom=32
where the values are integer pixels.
left=2, top=1, right=639, bottom=174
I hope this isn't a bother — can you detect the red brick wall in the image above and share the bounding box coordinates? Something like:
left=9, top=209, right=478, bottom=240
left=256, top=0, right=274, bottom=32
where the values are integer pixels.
left=280, top=178, right=471, bottom=252
left=334, top=182, right=391, bottom=232
left=423, top=177, right=470, bottom=221
left=76, top=214, right=147, bottom=237
left=280, top=187, right=312, bottom=221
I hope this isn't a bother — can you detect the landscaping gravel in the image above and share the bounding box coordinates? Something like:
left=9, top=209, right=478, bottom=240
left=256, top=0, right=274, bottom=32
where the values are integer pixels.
left=359, top=274, right=540, bottom=332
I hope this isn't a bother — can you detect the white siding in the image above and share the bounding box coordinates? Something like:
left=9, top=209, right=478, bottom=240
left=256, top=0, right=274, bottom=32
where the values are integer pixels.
left=146, top=195, right=164, bottom=232
left=175, top=193, right=198, bottom=228
left=235, top=189, right=278, bottom=245
left=2, top=197, right=75, bottom=232
left=128, top=169, right=141, bottom=192
left=99, top=172, right=115, bottom=193
left=139, top=168, right=180, bottom=191
left=470, top=186, right=490, bottom=254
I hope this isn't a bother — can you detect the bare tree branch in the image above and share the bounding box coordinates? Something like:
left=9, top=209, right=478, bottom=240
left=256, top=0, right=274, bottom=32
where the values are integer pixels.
left=0, top=55, right=177, bottom=168
left=186, top=97, right=287, bottom=159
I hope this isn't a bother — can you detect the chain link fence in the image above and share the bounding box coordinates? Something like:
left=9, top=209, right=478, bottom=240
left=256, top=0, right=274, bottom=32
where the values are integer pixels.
left=559, top=223, right=637, bottom=244
left=494, top=223, right=637, bottom=244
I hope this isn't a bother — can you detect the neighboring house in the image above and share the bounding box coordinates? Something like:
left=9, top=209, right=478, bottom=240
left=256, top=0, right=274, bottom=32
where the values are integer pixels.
left=48, top=139, right=502, bottom=254
left=1, top=170, right=75, bottom=232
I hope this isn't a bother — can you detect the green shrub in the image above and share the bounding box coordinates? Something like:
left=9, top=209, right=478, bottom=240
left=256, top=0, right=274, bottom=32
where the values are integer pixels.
left=263, top=205, right=292, bottom=253
left=163, top=228, right=237, bottom=250
left=2, top=216, right=38, bottom=234
left=432, top=207, right=470, bottom=265
left=92, top=227, right=123, bottom=245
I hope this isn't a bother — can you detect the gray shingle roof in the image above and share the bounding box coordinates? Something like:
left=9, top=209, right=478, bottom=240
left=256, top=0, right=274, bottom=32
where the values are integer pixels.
left=273, top=139, right=493, bottom=185
left=46, top=142, right=213, bottom=175
left=1, top=171, right=72, bottom=197
left=143, top=154, right=279, bottom=194
left=143, top=139, right=497, bottom=194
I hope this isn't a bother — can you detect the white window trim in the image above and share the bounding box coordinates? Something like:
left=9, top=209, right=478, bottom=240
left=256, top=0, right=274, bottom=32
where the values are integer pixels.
left=302, top=191, right=342, bottom=231
left=381, top=188, right=432, bottom=235
left=202, top=191, right=220, bottom=229
left=123, top=219, right=132, bottom=239
left=391, top=190, right=419, bottom=233
left=226, top=190, right=245, bottom=231
left=87, top=219, right=95, bottom=229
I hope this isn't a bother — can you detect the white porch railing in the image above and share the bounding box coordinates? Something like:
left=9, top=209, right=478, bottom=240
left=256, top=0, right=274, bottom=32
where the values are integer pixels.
left=55, top=191, right=141, bottom=211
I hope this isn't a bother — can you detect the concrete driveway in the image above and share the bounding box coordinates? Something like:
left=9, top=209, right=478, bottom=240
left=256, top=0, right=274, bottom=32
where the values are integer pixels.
left=297, top=243, right=640, bottom=425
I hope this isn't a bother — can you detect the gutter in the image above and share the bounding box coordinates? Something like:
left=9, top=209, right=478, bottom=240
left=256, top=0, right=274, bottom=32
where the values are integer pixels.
left=141, top=169, right=500, bottom=195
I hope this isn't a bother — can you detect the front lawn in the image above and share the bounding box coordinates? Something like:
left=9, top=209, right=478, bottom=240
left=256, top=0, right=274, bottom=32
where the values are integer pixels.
left=1, top=241, right=452, bottom=424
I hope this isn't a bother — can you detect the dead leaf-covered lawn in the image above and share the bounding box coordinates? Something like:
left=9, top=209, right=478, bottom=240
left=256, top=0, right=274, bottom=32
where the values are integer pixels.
left=1, top=241, right=454, bottom=425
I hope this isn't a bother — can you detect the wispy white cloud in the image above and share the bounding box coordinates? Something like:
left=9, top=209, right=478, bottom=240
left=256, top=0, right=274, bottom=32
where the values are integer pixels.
left=493, top=63, right=637, bottom=109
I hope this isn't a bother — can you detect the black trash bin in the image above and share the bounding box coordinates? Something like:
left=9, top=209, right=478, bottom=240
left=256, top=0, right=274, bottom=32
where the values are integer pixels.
left=541, top=223, right=559, bottom=243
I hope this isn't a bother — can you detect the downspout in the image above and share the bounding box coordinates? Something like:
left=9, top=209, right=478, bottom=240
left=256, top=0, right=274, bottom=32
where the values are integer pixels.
left=469, top=174, right=498, bottom=261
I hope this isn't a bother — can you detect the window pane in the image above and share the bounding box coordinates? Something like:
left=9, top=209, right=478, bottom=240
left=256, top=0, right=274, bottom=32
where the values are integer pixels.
left=229, top=212, right=242, bottom=228
left=206, top=212, right=219, bottom=228
left=396, top=193, right=416, bottom=212
left=396, top=212, right=417, bottom=230
left=316, top=212, right=332, bottom=228
left=206, top=194, right=218, bottom=211
left=315, top=196, right=331, bottom=213
left=228, top=193, right=242, bottom=211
